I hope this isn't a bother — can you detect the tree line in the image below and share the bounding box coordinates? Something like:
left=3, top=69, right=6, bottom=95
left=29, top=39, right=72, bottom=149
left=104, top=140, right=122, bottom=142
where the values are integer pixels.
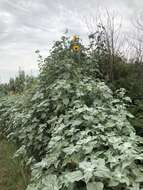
left=0, top=70, right=36, bottom=97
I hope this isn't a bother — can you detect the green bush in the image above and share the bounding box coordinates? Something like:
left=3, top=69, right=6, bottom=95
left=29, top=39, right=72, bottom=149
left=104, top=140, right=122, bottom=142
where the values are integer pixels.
left=0, top=36, right=143, bottom=190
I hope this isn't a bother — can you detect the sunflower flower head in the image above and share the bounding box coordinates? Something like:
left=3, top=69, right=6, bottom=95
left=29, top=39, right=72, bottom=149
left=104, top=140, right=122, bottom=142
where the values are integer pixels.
left=72, top=44, right=80, bottom=52
left=71, top=35, right=81, bottom=52
left=72, top=35, right=79, bottom=42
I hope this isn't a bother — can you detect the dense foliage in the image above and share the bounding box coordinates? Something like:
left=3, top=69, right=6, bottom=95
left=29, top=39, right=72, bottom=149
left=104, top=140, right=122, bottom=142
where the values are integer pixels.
left=88, top=25, right=143, bottom=134
left=0, top=36, right=143, bottom=190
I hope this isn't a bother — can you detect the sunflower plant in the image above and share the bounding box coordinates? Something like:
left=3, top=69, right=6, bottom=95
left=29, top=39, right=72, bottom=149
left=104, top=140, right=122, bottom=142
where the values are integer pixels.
left=0, top=36, right=143, bottom=190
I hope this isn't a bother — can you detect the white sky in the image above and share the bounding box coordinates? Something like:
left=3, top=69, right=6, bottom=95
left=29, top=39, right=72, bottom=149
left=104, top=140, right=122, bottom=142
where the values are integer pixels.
left=0, top=0, right=142, bottom=82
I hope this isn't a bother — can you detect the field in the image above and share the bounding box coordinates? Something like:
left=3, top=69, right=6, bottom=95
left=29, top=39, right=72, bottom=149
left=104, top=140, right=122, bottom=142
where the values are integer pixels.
left=0, top=35, right=143, bottom=190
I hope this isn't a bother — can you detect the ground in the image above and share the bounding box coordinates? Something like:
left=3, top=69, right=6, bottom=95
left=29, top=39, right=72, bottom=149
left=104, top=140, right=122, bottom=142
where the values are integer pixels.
left=0, top=138, right=28, bottom=190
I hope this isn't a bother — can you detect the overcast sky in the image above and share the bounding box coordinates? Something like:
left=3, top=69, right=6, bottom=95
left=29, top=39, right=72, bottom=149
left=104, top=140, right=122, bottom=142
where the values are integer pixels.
left=0, top=0, right=142, bottom=82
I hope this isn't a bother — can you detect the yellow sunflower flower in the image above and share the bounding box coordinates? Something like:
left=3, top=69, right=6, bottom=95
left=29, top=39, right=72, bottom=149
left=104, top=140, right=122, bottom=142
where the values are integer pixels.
left=72, top=35, right=79, bottom=42
left=72, top=44, right=80, bottom=52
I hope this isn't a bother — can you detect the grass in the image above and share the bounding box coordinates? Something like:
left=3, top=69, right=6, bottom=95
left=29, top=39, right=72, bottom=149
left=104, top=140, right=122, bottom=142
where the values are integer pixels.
left=0, top=137, right=29, bottom=190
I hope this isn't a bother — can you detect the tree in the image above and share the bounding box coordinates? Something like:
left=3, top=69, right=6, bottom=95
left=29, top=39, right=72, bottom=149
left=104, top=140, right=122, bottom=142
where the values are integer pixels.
left=84, top=11, right=124, bottom=82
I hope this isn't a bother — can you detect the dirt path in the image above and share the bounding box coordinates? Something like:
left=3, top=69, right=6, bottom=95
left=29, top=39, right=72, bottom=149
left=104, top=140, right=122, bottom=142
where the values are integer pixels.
left=0, top=138, right=28, bottom=190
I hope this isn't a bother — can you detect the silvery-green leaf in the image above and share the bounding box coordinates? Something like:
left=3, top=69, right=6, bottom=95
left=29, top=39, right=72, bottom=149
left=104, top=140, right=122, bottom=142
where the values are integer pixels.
left=87, top=182, right=104, bottom=190
left=64, top=171, right=83, bottom=183
left=42, top=175, right=59, bottom=190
